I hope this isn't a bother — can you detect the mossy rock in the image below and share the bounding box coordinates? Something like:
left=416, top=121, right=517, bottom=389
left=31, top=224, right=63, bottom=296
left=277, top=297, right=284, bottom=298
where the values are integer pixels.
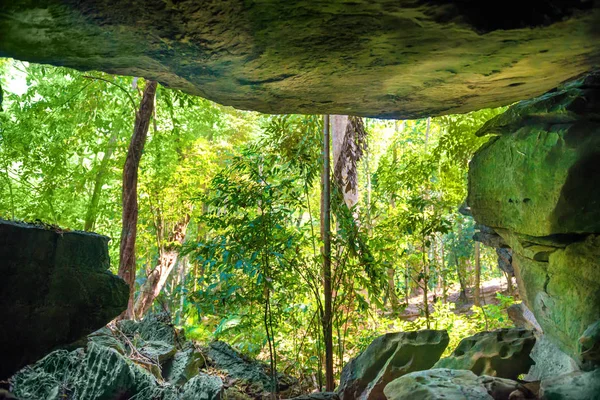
left=434, top=328, right=535, bottom=380
left=338, top=330, right=449, bottom=400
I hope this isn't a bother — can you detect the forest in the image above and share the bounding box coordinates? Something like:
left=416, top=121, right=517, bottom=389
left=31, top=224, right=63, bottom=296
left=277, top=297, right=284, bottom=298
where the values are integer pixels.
left=0, top=59, right=523, bottom=398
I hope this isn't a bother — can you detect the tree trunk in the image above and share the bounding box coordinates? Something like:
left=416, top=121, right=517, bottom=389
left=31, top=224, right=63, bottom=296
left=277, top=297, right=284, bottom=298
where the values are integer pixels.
left=441, top=241, right=447, bottom=303
left=321, top=115, right=334, bottom=391
left=474, top=241, right=481, bottom=306
left=84, top=131, right=118, bottom=231
left=422, top=237, right=430, bottom=329
left=117, top=80, right=157, bottom=320
left=134, top=216, right=190, bottom=318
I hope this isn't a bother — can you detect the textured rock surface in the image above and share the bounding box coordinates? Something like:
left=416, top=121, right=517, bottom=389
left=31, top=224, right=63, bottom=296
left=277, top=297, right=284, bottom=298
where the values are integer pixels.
left=579, top=320, right=600, bottom=368
left=467, top=73, right=600, bottom=360
left=526, top=335, right=579, bottom=381
left=468, top=73, right=600, bottom=237
left=539, top=369, right=600, bottom=400
left=338, top=330, right=449, bottom=400
left=383, top=369, right=493, bottom=400
left=434, top=329, right=535, bottom=380
left=11, top=313, right=224, bottom=400
left=207, top=341, right=296, bottom=395
left=0, top=219, right=129, bottom=380
left=2, top=1, right=600, bottom=117
left=507, top=303, right=542, bottom=333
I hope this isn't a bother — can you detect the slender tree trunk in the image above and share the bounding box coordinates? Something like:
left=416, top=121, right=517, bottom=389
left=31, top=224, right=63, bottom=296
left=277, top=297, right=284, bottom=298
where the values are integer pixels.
left=85, top=131, right=118, bottom=231
left=474, top=241, right=481, bottom=306
left=117, top=80, right=157, bottom=320
left=441, top=241, right=447, bottom=303
left=134, top=216, right=190, bottom=318
left=422, top=236, right=430, bottom=329
left=321, top=115, right=334, bottom=391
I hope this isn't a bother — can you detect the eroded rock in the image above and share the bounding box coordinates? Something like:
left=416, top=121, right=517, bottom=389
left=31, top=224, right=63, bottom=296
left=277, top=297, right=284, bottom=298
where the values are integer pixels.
left=468, top=73, right=600, bottom=361
left=526, top=335, right=579, bottom=381
left=0, top=219, right=129, bottom=380
left=539, top=369, right=600, bottom=400
left=383, top=369, right=492, bottom=400
left=1, top=2, right=600, bottom=117
left=338, top=330, right=449, bottom=400
left=10, top=313, right=223, bottom=400
left=507, top=303, right=542, bottom=333
left=207, top=341, right=296, bottom=395
left=434, top=329, right=535, bottom=380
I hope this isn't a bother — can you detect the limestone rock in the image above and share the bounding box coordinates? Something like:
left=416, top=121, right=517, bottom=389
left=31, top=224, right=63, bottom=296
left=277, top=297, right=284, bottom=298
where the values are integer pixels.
left=468, top=74, right=600, bottom=361
left=579, top=321, right=600, bottom=368
left=526, top=335, right=579, bottom=381
left=507, top=303, right=542, bottom=333
left=289, top=393, right=340, bottom=400
left=539, top=369, right=600, bottom=400
left=207, top=341, right=296, bottom=394
left=1, top=2, right=600, bottom=118
left=509, top=236, right=600, bottom=359
left=180, top=373, right=223, bottom=400
left=338, top=330, right=449, bottom=400
left=468, top=73, right=600, bottom=237
left=434, top=328, right=535, bottom=380
left=0, top=219, right=129, bottom=379
left=11, top=314, right=224, bottom=400
left=164, top=347, right=206, bottom=386
left=383, top=369, right=493, bottom=400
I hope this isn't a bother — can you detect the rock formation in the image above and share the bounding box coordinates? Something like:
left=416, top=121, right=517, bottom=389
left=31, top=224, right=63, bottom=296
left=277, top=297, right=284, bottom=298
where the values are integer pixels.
left=468, top=73, right=600, bottom=361
left=383, top=369, right=534, bottom=400
left=2, top=1, right=600, bottom=118
left=434, top=328, right=536, bottom=380
left=0, top=219, right=129, bottom=380
left=337, top=330, right=449, bottom=400
left=11, top=313, right=222, bottom=400
left=207, top=341, right=297, bottom=396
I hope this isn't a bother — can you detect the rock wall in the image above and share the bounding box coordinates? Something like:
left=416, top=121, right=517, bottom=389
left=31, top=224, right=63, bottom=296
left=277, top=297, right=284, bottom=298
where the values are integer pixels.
left=467, top=73, right=600, bottom=362
left=0, top=220, right=129, bottom=379
left=1, top=1, right=600, bottom=117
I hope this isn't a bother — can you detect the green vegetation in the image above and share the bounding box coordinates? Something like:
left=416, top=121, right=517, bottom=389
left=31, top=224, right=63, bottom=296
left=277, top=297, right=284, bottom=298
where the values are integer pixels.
left=0, top=60, right=517, bottom=391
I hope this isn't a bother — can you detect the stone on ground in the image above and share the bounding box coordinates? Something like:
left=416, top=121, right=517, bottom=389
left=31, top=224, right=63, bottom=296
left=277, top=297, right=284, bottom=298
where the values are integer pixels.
left=434, top=328, right=535, bottom=380
left=338, top=330, right=449, bottom=400
left=383, top=369, right=493, bottom=400
left=539, top=369, right=600, bottom=400
left=207, top=341, right=296, bottom=395
left=0, top=219, right=129, bottom=380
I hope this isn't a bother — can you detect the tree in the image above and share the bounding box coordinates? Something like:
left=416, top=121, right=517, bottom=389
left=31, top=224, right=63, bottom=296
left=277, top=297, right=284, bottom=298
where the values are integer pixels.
left=118, top=80, right=157, bottom=319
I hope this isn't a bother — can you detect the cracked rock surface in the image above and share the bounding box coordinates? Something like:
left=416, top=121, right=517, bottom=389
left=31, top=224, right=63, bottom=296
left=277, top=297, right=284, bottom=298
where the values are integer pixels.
left=1, top=1, right=600, bottom=117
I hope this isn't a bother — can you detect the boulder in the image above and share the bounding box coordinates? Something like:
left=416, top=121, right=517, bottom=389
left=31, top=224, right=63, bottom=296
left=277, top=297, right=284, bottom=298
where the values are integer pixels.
left=180, top=373, right=223, bottom=400
left=337, top=330, right=449, bottom=400
left=10, top=314, right=224, bottom=400
left=467, top=73, right=600, bottom=361
left=163, top=346, right=206, bottom=386
left=0, top=219, right=129, bottom=379
left=526, top=335, right=579, bottom=381
left=289, top=393, right=340, bottom=400
left=1, top=2, right=600, bottom=117
left=384, top=369, right=492, bottom=400
left=434, top=328, right=535, bottom=380
left=207, top=341, right=296, bottom=395
left=507, top=303, right=542, bottom=333
left=539, top=369, right=600, bottom=400
left=579, top=320, right=600, bottom=368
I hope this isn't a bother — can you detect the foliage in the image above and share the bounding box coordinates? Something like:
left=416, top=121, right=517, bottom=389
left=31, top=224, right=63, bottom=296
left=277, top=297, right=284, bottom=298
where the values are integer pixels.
left=1, top=60, right=519, bottom=391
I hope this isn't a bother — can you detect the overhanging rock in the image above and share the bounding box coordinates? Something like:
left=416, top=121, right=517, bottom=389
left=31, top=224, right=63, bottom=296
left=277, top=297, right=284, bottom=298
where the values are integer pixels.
left=1, top=1, right=600, bottom=118
left=0, top=219, right=129, bottom=379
